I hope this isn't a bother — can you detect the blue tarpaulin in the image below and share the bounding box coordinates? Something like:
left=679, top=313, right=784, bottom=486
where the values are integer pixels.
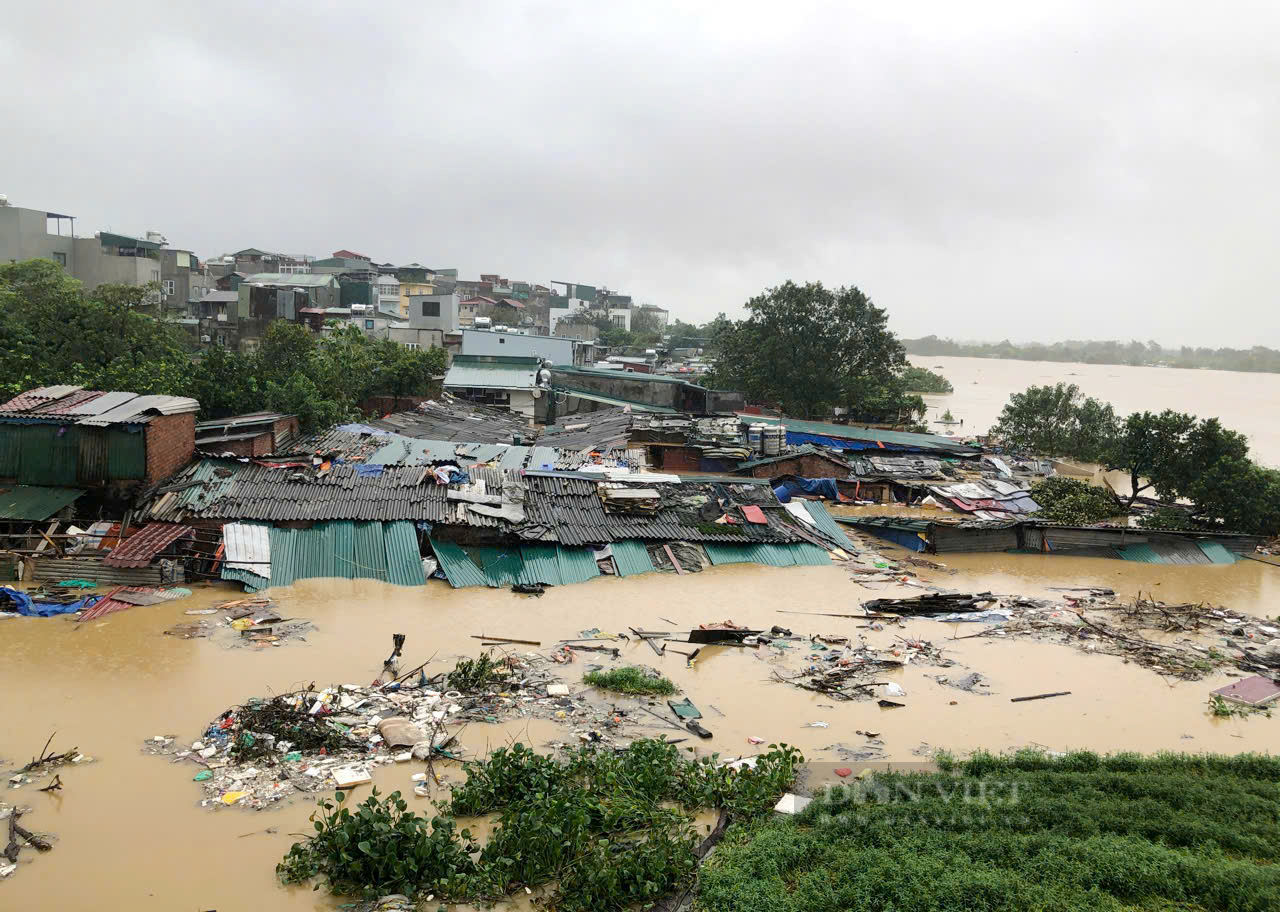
left=772, top=477, right=841, bottom=502
left=1, top=586, right=98, bottom=617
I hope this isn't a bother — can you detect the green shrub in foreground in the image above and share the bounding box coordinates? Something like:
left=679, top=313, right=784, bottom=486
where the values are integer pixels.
left=583, top=665, right=678, bottom=695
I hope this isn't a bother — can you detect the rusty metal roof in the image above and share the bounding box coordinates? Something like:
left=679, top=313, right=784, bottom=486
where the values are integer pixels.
left=0, top=388, right=198, bottom=425
left=103, top=522, right=194, bottom=568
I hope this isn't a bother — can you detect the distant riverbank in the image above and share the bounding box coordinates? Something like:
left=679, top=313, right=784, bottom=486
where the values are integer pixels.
left=904, top=339, right=1280, bottom=374
left=908, top=355, right=1280, bottom=467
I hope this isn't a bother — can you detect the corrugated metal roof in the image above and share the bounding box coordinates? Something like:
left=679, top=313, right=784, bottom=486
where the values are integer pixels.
left=242, top=272, right=339, bottom=287
left=801, top=501, right=858, bottom=550
left=103, top=522, right=193, bottom=568
left=443, top=358, right=540, bottom=391
left=557, top=547, right=600, bottom=584
left=79, top=394, right=199, bottom=426
left=704, top=542, right=831, bottom=567
left=353, top=521, right=386, bottom=580
left=0, top=386, right=84, bottom=411
left=560, top=389, right=678, bottom=414
left=221, top=567, right=269, bottom=592
left=1197, top=541, right=1238, bottom=565
left=0, top=485, right=84, bottom=520
left=517, top=543, right=561, bottom=585
left=612, top=540, right=655, bottom=576
left=223, top=522, right=271, bottom=579
left=260, top=521, right=425, bottom=587
left=431, top=538, right=490, bottom=588
left=740, top=414, right=976, bottom=454
left=1114, top=541, right=1212, bottom=565
left=384, top=522, right=427, bottom=586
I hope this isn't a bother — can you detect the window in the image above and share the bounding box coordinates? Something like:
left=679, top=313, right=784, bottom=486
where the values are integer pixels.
left=162, top=279, right=175, bottom=296
left=421, top=300, right=440, bottom=317
left=365, top=319, right=374, bottom=329
left=52, top=251, right=67, bottom=267
left=403, top=342, right=420, bottom=350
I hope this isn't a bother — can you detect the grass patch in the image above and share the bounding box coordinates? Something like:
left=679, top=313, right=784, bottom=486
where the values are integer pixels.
left=697, top=750, right=1280, bottom=911
left=279, top=739, right=803, bottom=911
left=583, top=665, right=677, bottom=695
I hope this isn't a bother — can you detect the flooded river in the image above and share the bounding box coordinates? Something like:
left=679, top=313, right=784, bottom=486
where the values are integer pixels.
left=912, top=355, right=1280, bottom=466
left=3, top=550, right=1278, bottom=909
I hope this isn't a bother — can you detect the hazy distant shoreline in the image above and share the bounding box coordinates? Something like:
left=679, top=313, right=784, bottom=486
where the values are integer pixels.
left=903, top=337, right=1280, bottom=375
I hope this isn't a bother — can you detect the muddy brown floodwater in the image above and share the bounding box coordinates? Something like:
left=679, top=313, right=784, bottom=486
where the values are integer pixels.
left=3, top=550, right=1279, bottom=909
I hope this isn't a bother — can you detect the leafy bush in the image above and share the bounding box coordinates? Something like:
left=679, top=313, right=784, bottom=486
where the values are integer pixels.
left=583, top=666, right=677, bottom=695
left=277, top=789, right=477, bottom=898
left=447, top=652, right=512, bottom=693
left=281, top=739, right=804, bottom=908
left=1030, top=476, right=1121, bottom=524
left=697, top=751, right=1280, bottom=911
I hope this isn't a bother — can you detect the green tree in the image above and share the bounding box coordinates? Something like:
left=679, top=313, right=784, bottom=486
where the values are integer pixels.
left=1186, top=457, right=1280, bottom=535
left=186, top=347, right=260, bottom=419
left=901, top=366, right=954, bottom=393
left=705, top=281, right=912, bottom=420
left=254, top=321, right=317, bottom=387
left=991, top=383, right=1118, bottom=462
left=0, top=259, right=191, bottom=396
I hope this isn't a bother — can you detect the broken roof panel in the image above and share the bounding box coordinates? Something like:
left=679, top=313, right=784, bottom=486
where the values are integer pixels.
left=0, top=485, right=84, bottom=520
left=103, top=522, right=194, bottom=568
left=79, top=394, right=200, bottom=426
left=0, top=385, right=84, bottom=412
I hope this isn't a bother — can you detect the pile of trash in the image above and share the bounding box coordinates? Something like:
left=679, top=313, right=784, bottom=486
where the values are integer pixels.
left=771, top=633, right=951, bottom=704
left=144, top=651, right=609, bottom=810
left=977, top=595, right=1280, bottom=681
left=165, top=596, right=314, bottom=648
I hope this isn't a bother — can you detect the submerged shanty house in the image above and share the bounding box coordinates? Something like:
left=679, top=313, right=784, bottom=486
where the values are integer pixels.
left=841, top=515, right=1265, bottom=564
left=0, top=386, right=198, bottom=489
left=135, top=418, right=857, bottom=592
left=0, top=386, right=200, bottom=583
left=195, top=412, right=300, bottom=457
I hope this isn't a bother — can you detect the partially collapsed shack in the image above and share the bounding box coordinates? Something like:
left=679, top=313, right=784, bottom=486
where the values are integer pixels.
left=4, top=385, right=1268, bottom=592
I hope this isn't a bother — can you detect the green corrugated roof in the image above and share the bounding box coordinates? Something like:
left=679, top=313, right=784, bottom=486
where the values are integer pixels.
left=221, top=567, right=268, bottom=592
left=739, top=413, right=973, bottom=452
left=466, top=545, right=525, bottom=587
left=789, top=542, right=834, bottom=565
left=1114, top=544, right=1161, bottom=563
left=0, top=485, right=84, bottom=520
left=384, top=522, right=427, bottom=585
left=444, top=355, right=540, bottom=391
left=1196, top=541, right=1238, bottom=565
left=354, top=522, right=387, bottom=580
left=558, top=389, right=679, bottom=414
left=264, top=521, right=424, bottom=587
left=432, top=538, right=489, bottom=588
left=801, top=501, right=858, bottom=550
left=557, top=547, right=601, bottom=584
left=518, top=543, right=561, bottom=585
left=612, top=540, right=655, bottom=576
left=705, top=542, right=833, bottom=567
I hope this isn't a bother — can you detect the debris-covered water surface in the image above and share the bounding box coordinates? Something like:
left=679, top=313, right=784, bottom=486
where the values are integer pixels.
left=2, top=551, right=1279, bottom=910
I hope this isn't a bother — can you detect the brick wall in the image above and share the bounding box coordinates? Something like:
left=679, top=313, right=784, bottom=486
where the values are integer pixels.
left=748, top=454, right=848, bottom=479
left=144, top=413, right=196, bottom=483
left=271, top=415, right=300, bottom=447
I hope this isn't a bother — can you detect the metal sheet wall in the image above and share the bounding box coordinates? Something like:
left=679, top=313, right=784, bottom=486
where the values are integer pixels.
left=106, top=428, right=146, bottom=480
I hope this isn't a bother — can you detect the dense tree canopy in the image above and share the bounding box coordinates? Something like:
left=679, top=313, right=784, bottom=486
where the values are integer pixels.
left=993, top=380, right=1279, bottom=535
left=0, top=258, right=447, bottom=431
left=990, top=383, right=1118, bottom=463
left=704, top=281, right=920, bottom=423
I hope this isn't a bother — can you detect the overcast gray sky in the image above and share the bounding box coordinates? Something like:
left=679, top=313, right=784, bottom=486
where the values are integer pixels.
left=4, top=1, right=1278, bottom=346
